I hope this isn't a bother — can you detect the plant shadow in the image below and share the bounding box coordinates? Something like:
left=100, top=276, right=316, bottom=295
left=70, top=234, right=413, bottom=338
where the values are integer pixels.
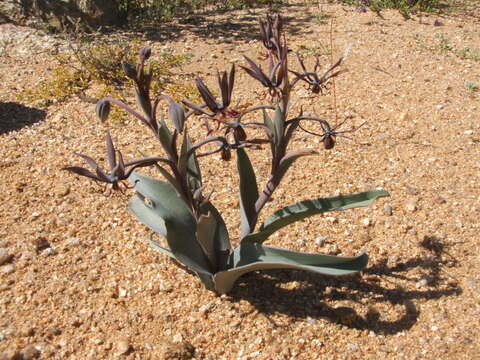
left=0, top=102, right=47, bottom=134
left=228, top=235, right=461, bottom=335
left=106, top=3, right=318, bottom=44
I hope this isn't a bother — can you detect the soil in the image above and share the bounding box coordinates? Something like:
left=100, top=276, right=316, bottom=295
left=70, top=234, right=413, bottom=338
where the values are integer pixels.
left=0, top=2, right=479, bottom=359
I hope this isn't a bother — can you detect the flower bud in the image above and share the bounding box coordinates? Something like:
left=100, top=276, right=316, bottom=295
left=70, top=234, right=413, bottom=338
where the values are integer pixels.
left=139, top=46, right=152, bottom=61
left=221, top=148, right=231, bottom=161
left=121, top=61, right=137, bottom=80
left=233, top=126, right=247, bottom=142
left=95, top=99, right=111, bottom=122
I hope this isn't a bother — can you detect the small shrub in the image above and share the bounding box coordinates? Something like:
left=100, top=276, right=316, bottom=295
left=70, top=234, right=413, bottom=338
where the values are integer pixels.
left=18, top=38, right=197, bottom=112
left=464, top=81, right=479, bottom=93
left=459, top=47, right=480, bottom=62
left=340, top=0, right=445, bottom=18
left=65, top=15, right=389, bottom=294
left=118, top=0, right=282, bottom=24
left=435, top=33, right=452, bottom=52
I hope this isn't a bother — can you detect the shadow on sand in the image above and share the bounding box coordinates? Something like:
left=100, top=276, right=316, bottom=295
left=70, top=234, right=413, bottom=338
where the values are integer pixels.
left=0, top=102, right=47, bottom=135
left=227, top=235, right=460, bottom=335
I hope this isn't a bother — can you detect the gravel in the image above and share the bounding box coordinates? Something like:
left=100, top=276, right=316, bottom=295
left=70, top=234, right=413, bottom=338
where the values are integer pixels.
left=1, top=3, right=480, bottom=359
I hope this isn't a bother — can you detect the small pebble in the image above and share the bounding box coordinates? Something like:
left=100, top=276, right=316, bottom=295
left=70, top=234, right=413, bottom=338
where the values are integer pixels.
left=41, top=248, right=56, bottom=256
left=22, top=345, right=40, bottom=360
left=0, top=249, right=12, bottom=265
left=315, top=236, right=327, bottom=246
left=198, top=304, right=212, bottom=313
left=362, top=218, right=371, bottom=227
left=114, top=340, right=131, bottom=356
left=464, top=130, right=473, bottom=135
left=1, top=264, right=15, bottom=274
left=405, top=200, right=417, bottom=212
left=383, top=204, right=393, bottom=216
left=347, top=343, right=358, bottom=351
left=416, top=278, right=429, bottom=288
left=432, top=195, right=446, bottom=204
left=405, top=185, right=419, bottom=195
left=33, top=237, right=50, bottom=252
left=466, top=279, right=477, bottom=290
left=46, top=328, right=61, bottom=338
left=31, top=212, right=41, bottom=218
left=66, top=238, right=81, bottom=246
left=155, top=340, right=194, bottom=360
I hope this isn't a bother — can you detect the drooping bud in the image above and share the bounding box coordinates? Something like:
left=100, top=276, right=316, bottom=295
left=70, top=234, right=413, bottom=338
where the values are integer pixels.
left=139, top=46, right=152, bottom=61
left=121, top=61, right=137, bottom=80
left=95, top=99, right=111, bottom=122
left=233, top=126, right=247, bottom=142
left=221, top=148, right=231, bottom=161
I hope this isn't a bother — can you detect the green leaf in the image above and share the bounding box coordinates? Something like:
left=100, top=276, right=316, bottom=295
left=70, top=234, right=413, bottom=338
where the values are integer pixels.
left=128, top=172, right=212, bottom=274
left=129, top=194, right=166, bottom=237
left=263, top=109, right=276, bottom=155
left=273, top=105, right=284, bottom=145
left=177, top=130, right=190, bottom=177
left=152, top=163, right=184, bottom=198
left=196, top=212, right=218, bottom=268
left=236, top=148, right=259, bottom=238
left=158, top=116, right=175, bottom=159
left=241, top=190, right=390, bottom=244
left=202, top=202, right=231, bottom=271
left=149, top=237, right=175, bottom=259
left=276, top=149, right=317, bottom=184
left=214, top=243, right=368, bottom=294
left=135, top=87, right=152, bottom=119
left=186, top=137, right=202, bottom=189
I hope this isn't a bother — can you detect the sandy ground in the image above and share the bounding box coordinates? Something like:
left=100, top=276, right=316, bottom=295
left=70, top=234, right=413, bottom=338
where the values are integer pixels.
left=0, top=2, right=479, bottom=359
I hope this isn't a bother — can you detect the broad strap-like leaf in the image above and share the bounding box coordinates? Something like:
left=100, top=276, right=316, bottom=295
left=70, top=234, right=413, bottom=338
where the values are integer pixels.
left=236, top=148, right=259, bottom=238
left=186, top=136, right=202, bottom=190
left=135, top=87, right=152, bottom=120
left=151, top=162, right=184, bottom=198
left=273, top=105, right=284, bottom=145
left=276, top=149, right=317, bottom=184
left=201, top=202, right=231, bottom=271
left=177, top=130, right=190, bottom=177
left=148, top=232, right=215, bottom=291
left=165, top=95, right=185, bottom=133
left=213, top=243, right=368, bottom=294
left=129, top=194, right=167, bottom=236
left=128, top=172, right=212, bottom=274
left=105, top=131, right=116, bottom=170
left=157, top=116, right=176, bottom=161
left=196, top=212, right=218, bottom=268
left=149, top=237, right=174, bottom=258
left=63, top=166, right=102, bottom=182
left=263, top=109, right=276, bottom=156
left=241, top=190, right=389, bottom=244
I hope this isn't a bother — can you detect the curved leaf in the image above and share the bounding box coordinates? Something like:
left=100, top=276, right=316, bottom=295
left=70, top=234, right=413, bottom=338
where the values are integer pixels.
left=128, top=172, right=212, bottom=274
left=196, top=212, right=218, bottom=268
left=237, top=148, right=259, bottom=238
left=276, top=149, right=317, bottom=184
left=263, top=109, right=276, bottom=155
left=273, top=105, right=284, bottom=144
left=214, top=243, right=368, bottom=294
left=202, top=202, right=231, bottom=271
left=149, top=237, right=174, bottom=258
left=129, top=194, right=167, bottom=237
left=241, top=190, right=389, bottom=244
